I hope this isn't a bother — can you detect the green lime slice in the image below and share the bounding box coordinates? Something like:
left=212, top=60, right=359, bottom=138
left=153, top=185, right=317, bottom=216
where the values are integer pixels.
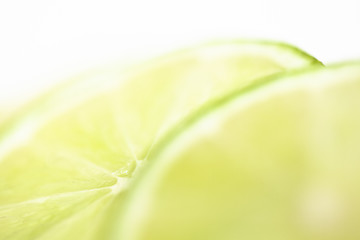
left=114, top=62, right=360, bottom=240
left=0, top=41, right=321, bottom=240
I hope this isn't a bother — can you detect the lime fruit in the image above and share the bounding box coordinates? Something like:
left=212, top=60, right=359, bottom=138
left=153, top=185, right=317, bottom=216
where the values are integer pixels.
left=0, top=41, right=321, bottom=240
left=114, top=62, right=360, bottom=240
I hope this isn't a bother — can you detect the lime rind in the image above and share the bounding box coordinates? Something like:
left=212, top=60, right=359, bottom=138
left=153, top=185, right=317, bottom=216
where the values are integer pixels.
left=0, top=40, right=321, bottom=141
left=147, top=61, right=358, bottom=166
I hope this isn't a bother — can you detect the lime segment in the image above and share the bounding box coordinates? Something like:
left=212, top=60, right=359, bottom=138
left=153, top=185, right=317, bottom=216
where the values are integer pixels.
left=115, top=63, right=360, bottom=240
left=0, top=41, right=321, bottom=239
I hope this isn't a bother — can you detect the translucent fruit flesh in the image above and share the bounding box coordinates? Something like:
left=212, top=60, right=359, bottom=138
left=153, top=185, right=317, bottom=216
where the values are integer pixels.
left=0, top=41, right=321, bottom=239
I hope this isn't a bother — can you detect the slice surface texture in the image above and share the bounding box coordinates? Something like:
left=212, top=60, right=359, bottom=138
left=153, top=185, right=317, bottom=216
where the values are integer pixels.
left=114, top=62, right=360, bottom=240
left=0, top=41, right=321, bottom=240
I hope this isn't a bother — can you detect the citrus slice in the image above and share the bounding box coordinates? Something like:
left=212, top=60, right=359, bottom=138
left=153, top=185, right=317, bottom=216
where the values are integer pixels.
left=113, top=62, right=360, bottom=240
left=0, top=41, right=321, bottom=240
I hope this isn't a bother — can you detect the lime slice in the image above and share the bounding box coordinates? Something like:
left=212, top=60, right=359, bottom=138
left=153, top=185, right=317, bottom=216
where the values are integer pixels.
left=0, top=41, right=321, bottom=240
left=113, top=62, right=360, bottom=240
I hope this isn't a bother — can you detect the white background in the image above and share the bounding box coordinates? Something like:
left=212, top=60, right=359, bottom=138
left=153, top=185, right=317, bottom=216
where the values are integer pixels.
left=0, top=0, right=359, bottom=116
